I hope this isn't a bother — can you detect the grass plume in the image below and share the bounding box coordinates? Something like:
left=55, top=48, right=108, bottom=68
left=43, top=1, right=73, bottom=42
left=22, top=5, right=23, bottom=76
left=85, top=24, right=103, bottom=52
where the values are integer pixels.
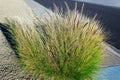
left=3, top=3, right=105, bottom=80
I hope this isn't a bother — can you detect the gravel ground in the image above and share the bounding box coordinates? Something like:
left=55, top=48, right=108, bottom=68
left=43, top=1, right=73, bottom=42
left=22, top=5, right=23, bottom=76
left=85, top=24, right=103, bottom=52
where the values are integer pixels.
left=0, top=30, right=35, bottom=80
left=0, top=0, right=36, bottom=79
left=0, top=0, right=34, bottom=24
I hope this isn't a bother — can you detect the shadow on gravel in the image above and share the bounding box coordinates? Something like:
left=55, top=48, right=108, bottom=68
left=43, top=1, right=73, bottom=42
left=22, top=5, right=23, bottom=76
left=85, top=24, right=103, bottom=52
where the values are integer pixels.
left=34, top=0, right=120, bottom=49
left=0, top=23, right=19, bottom=58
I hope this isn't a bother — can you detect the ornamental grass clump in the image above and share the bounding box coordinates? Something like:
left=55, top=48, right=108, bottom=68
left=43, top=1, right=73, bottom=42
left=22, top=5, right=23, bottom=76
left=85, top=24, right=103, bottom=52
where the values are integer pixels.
left=3, top=3, right=105, bottom=80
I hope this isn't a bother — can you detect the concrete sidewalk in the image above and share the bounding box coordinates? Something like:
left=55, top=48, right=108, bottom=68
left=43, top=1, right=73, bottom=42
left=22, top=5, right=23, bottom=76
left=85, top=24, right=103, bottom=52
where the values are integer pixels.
left=102, top=42, right=120, bottom=67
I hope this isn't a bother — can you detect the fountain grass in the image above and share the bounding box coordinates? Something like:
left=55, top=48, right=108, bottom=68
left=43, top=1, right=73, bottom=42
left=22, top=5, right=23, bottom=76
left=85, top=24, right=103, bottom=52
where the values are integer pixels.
left=3, top=3, right=105, bottom=80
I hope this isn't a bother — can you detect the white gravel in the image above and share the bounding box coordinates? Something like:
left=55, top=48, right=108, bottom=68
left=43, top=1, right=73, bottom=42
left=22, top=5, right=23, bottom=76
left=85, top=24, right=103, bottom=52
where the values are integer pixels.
left=0, top=30, right=36, bottom=79
left=0, top=0, right=36, bottom=79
